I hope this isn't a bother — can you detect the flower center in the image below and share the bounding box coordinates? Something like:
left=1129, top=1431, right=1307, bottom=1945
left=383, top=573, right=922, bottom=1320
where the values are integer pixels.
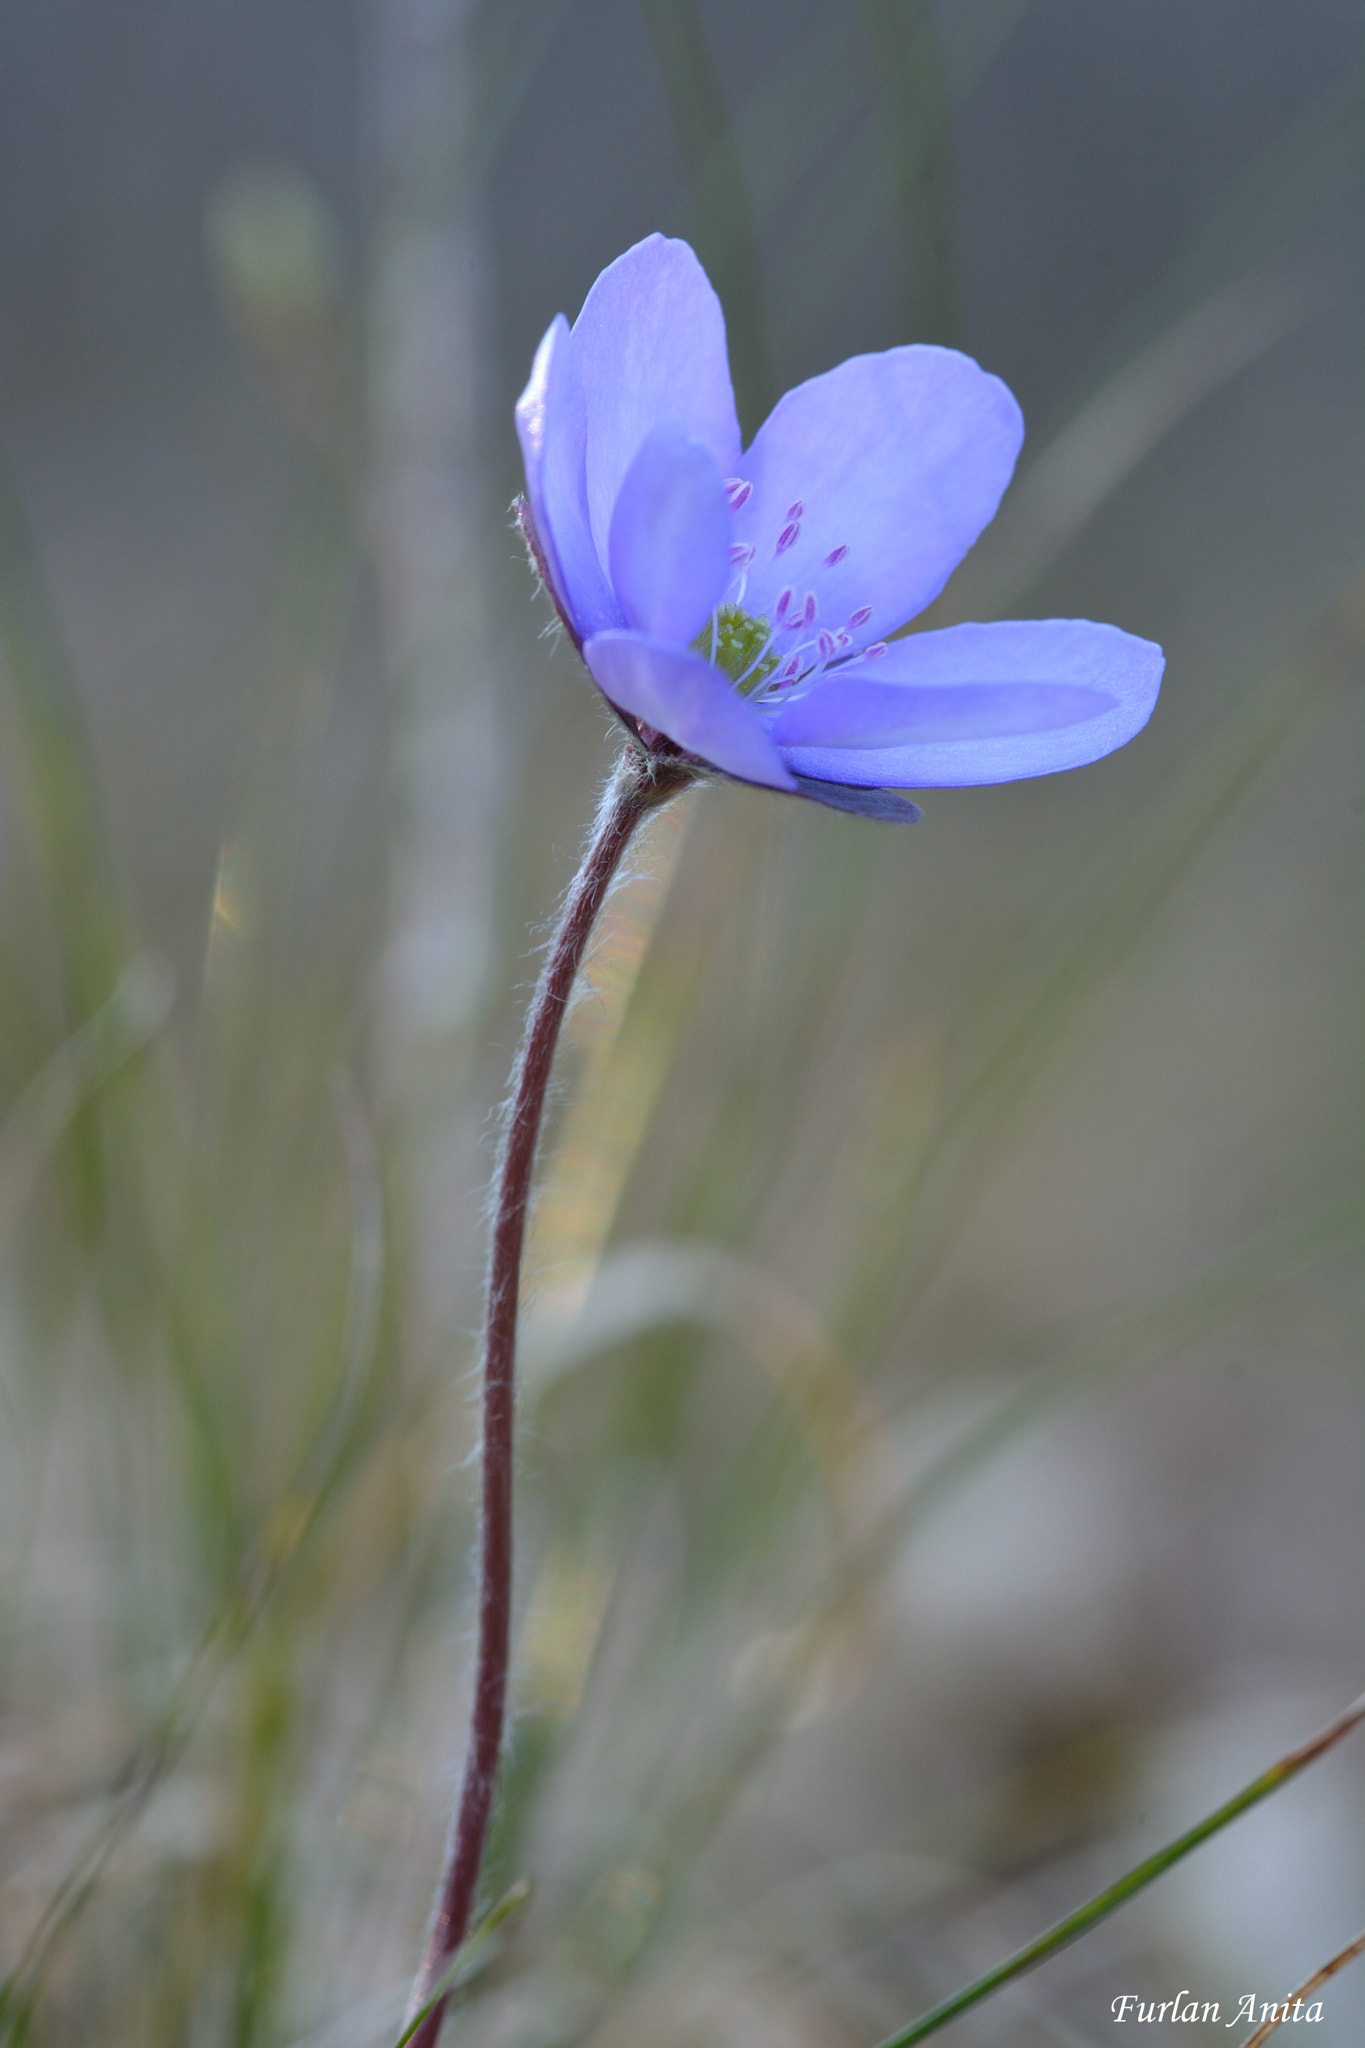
left=693, top=603, right=779, bottom=695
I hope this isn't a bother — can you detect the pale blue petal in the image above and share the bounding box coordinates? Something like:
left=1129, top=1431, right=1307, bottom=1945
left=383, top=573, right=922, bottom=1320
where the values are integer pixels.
left=514, top=317, right=569, bottom=609
left=769, top=678, right=1114, bottom=747
left=586, top=631, right=796, bottom=791
left=733, top=347, right=1023, bottom=649
left=608, top=422, right=730, bottom=645
left=773, top=620, right=1164, bottom=787
left=571, top=235, right=742, bottom=570
left=515, top=314, right=621, bottom=641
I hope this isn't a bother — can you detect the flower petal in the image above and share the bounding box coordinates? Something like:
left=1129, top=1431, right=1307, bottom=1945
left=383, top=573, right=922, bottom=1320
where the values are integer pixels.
left=789, top=777, right=922, bottom=822
left=571, top=235, right=742, bottom=569
left=769, top=678, right=1115, bottom=747
left=608, top=422, right=730, bottom=645
left=734, top=347, right=1023, bottom=647
left=515, top=314, right=622, bottom=641
left=772, top=620, right=1164, bottom=787
left=586, top=630, right=796, bottom=791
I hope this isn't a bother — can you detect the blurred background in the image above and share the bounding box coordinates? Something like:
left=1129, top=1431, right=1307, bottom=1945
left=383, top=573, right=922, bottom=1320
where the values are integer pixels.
left=0, top=3, right=1362, bottom=2042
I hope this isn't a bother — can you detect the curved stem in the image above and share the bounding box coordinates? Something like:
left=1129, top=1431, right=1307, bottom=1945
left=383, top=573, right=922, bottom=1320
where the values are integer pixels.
left=406, top=749, right=691, bottom=2045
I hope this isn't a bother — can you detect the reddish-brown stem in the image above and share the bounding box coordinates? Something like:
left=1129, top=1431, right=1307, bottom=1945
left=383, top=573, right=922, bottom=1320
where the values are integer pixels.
left=405, top=750, right=691, bottom=2045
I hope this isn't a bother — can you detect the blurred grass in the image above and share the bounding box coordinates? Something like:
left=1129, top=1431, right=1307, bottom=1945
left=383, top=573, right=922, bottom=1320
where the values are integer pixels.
left=637, top=0, right=776, bottom=432
left=857, top=0, right=957, bottom=346
left=0, top=4, right=1362, bottom=2046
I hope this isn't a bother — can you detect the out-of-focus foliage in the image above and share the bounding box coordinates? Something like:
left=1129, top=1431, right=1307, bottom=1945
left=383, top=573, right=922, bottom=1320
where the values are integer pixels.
left=0, top=3, right=1362, bottom=2044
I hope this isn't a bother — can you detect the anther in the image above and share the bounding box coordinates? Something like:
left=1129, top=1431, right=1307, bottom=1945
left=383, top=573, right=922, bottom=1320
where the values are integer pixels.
left=774, top=587, right=794, bottom=623
left=847, top=605, right=873, bottom=631
left=724, top=478, right=752, bottom=508
left=824, top=544, right=849, bottom=567
left=776, top=521, right=800, bottom=555
left=800, top=592, right=817, bottom=628
left=729, top=542, right=755, bottom=567
left=864, top=641, right=888, bottom=660
left=785, top=500, right=805, bottom=521
left=817, top=630, right=837, bottom=661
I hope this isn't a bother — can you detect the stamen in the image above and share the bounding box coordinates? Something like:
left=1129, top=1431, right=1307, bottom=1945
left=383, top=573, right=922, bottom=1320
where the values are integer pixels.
left=816, top=629, right=837, bottom=661
left=847, top=605, right=873, bottom=631
left=799, top=591, right=817, bottom=628
left=778, top=655, right=801, bottom=683
left=774, top=587, right=794, bottom=623
left=727, top=546, right=754, bottom=606
left=823, top=544, right=849, bottom=567
left=724, top=477, right=752, bottom=508
left=785, top=500, right=805, bottom=521
left=776, top=521, right=800, bottom=555
left=864, top=641, right=888, bottom=660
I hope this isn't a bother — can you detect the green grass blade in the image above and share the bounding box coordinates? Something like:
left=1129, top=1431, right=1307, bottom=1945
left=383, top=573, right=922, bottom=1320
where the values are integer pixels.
left=0, top=441, right=128, bottom=1014
left=0, top=1073, right=388, bottom=2030
left=574, top=1200, right=1365, bottom=2039
left=0, top=957, right=173, bottom=1249
left=389, top=1880, right=533, bottom=2048
left=871, top=1693, right=1365, bottom=2048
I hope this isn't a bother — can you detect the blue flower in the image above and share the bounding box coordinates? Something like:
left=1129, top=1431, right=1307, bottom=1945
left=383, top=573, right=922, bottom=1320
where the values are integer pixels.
left=516, top=234, right=1163, bottom=821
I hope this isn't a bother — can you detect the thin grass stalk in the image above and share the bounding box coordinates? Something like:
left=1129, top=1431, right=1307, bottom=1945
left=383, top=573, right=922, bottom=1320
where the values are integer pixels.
left=1240, top=1929, right=1365, bottom=2045
left=871, top=1692, right=1365, bottom=2048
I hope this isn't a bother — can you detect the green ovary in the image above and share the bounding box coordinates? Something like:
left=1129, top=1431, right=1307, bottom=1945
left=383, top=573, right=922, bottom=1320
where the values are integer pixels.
left=692, top=604, right=778, bottom=694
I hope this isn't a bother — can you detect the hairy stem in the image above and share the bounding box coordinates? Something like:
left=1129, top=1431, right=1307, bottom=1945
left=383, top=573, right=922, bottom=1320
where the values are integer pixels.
left=405, top=749, right=691, bottom=2045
